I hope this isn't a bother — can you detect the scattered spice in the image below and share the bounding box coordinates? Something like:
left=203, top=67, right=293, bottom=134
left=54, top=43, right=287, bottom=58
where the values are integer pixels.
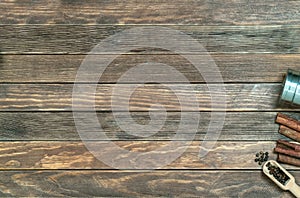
left=255, top=151, right=269, bottom=165
left=266, top=161, right=290, bottom=185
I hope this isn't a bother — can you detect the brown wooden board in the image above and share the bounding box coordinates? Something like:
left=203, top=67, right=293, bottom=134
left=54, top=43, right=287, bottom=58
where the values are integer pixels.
left=0, top=170, right=298, bottom=197
left=0, top=0, right=299, bottom=25
left=0, top=54, right=298, bottom=83
left=0, top=25, right=299, bottom=54
left=1, top=1, right=299, bottom=197
left=0, top=141, right=287, bottom=170
left=0, top=83, right=294, bottom=111
left=0, top=112, right=284, bottom=141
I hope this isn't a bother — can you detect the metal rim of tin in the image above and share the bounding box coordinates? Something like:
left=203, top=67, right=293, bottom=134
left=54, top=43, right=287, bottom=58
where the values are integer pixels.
left=281, top=69, right=300, bottom=105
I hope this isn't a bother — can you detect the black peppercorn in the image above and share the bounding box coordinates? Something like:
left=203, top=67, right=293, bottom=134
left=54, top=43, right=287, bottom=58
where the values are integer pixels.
left=254, top=151, right=269, bottom=166
left=265, top=162, right=290, bottom=185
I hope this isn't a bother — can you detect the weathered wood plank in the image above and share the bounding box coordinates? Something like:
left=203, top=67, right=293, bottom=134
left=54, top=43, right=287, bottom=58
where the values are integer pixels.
left=0, top=141, right=289, bottom=170
left=0, top=25, right=299, bottom=54
left=0, top=54, right=298, bottom=83
left=0, top=170, right=296, bottom=197
left=0, top=0, right=299, bottom=25
left=0, top=83, right=295, bottom=111
left=0, top=112, right=284, bottom=141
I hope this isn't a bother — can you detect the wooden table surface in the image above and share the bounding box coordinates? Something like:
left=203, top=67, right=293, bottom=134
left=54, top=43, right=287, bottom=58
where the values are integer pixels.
left=1, top=0, right=300, bottom=197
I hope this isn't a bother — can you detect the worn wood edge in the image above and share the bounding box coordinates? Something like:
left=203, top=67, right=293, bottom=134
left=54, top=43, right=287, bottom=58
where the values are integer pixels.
left=0, top=0, right=299, bottom=25
left=0, top=141, right=292, bottom=170
left=0, top=112, right=284, bottom=141
left=0, top=54, right=298, bottom=83
left=0, top=25, right=299, bottom=54
left=0, top=83, right=296, bottom=111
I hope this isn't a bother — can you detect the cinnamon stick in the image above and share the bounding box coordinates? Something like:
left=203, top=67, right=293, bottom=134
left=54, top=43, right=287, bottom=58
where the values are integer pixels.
left=276, top=113, right=300, bottom=132
left=278, top=153, right=300, bottom=166
left=277, top=141, right=294, bottom=151
left=277, top=139, right=300, bottom=152
left=279, top=125, right=300, bottom=143
left=275, top=140, right=300, bottom=166
left=275, top=146, right=300, bottom=158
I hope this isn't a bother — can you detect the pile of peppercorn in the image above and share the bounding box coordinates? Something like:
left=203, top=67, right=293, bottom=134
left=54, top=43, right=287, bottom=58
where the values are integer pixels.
left=255, top=151, right=269, bottom=165
left=266, top=162, right=290, bottom=185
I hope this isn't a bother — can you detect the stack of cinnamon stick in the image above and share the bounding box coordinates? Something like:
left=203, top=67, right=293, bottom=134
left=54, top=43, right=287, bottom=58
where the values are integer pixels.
left=275, top=113, right=300, bottom=166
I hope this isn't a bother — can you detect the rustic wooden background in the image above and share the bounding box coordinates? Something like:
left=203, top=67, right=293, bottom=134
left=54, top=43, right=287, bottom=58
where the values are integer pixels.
left=0, top=0, right=300, bottom=197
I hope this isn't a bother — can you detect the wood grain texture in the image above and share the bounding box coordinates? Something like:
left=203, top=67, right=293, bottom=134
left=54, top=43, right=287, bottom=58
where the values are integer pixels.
left=0, top=0, right=299, bottom=25
left=0, top=170, right=296, bottom=197
left=0, top=54, right=298, bottom=83
left=0, top=141, right=287, bottom=170
left=0, top=83, right=294, bottom=111
left=0, top=112, right=283, bottom=141
left=0, top=25, right=299, bottom=54
left=1, top=1, right=299, bottom=197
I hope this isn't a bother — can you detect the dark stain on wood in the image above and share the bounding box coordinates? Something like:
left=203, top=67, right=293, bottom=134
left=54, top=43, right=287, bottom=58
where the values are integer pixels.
left=0, top=115, right=27, bottom=138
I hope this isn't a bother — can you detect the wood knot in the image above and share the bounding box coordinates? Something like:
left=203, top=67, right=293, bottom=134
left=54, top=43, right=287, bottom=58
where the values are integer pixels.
left=5, top=160, right=21, bottom=167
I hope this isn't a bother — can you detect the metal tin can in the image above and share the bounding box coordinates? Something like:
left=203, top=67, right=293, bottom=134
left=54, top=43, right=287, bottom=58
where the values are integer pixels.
left=280, top=69, right=300, bottom=105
